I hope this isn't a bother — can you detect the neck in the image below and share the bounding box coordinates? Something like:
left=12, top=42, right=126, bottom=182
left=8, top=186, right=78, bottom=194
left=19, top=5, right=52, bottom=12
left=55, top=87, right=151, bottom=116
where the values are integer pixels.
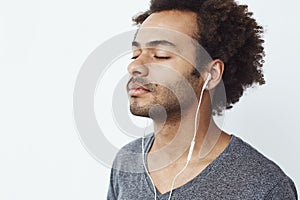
left=147, top=93, right=223, bottom=171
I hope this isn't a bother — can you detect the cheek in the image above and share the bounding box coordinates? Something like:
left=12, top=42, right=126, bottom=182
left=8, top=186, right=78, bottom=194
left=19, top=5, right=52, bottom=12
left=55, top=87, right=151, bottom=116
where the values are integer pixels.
left=148, top=62, right=191, bottom=85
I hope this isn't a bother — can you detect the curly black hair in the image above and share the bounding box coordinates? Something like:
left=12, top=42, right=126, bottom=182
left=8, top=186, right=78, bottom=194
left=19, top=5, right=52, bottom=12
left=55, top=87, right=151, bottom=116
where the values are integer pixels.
left=133, top=0, right=265, bottom=115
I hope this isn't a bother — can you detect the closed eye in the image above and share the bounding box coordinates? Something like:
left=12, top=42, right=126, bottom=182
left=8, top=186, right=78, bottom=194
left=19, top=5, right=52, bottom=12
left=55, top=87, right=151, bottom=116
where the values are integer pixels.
left=131, top=56, right=139, bottom=59
left=154, top=56, right=170, bottom=59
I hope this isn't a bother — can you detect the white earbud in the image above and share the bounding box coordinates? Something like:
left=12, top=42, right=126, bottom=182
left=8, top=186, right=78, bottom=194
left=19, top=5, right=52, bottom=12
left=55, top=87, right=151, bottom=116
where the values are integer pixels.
left=204, top=73, right=212, bottom=90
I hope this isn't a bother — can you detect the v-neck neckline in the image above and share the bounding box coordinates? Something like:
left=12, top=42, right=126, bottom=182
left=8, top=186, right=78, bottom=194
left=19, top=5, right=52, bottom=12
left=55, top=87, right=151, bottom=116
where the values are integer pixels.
left=143, top=133, right=236, bottom=198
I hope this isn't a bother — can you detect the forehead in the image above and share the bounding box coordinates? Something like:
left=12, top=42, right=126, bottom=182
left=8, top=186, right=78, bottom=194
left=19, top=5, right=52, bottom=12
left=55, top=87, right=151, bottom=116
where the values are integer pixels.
left=134, top=11, right=198, bottom=57
left=140, top=10, right=198, bottom=37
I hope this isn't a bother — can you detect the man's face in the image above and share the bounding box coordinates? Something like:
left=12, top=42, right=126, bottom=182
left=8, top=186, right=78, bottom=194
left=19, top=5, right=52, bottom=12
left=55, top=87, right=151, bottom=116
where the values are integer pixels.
left=127, top=10, right=201, bottom=118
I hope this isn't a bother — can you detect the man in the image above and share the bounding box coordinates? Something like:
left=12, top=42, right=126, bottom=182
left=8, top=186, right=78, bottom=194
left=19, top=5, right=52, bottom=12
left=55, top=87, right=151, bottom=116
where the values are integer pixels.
left=108, top=0, right=298, bottom=199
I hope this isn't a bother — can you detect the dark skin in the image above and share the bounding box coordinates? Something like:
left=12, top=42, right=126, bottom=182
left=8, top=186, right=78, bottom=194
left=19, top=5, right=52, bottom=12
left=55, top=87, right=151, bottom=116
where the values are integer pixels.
left=133, top=0, right=265, bottom=115
left=127, top=10, right=231, bottom=194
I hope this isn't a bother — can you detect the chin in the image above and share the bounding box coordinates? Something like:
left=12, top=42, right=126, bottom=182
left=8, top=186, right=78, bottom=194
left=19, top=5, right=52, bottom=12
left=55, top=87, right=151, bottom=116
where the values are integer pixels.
left=129, top=105, right=150, bottom=117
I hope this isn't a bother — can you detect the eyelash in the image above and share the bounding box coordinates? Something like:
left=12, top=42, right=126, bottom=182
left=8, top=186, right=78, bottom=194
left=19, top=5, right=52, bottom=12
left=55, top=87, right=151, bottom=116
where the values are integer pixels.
left=131, top=55, right=170, bottom=60
left=154, top=56, right=170, bottom=59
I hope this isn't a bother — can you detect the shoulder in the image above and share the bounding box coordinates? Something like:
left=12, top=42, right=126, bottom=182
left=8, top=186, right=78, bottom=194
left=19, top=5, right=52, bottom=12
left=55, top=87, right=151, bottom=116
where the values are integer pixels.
left=118, top=133, right=153, bottom=153
left=216, top=135, right=298, bottom=198
left=111, top=133, right=154, bottom=173
left=227, top=136, right=289, bottom=179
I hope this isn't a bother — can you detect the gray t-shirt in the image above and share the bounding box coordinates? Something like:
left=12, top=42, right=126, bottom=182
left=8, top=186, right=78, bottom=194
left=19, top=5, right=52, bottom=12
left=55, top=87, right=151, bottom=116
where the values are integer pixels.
left=107, top=134, right=298, bottom=199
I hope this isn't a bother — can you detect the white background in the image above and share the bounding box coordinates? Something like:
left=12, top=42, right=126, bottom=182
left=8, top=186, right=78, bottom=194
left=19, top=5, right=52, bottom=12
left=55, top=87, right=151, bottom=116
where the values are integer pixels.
left=0, top=0, right=299, bottom=199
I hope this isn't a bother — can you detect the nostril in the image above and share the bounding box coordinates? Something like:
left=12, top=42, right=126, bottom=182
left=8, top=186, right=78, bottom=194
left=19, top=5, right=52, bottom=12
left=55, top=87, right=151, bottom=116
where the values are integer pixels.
left=132, top=71, right=142, bottom=76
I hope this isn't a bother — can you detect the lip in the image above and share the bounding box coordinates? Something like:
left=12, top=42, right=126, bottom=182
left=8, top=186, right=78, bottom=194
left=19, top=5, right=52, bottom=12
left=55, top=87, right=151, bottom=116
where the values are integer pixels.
left=128, top=83, right=151, bottom=96
left=128, top=88, right=150, bottom=96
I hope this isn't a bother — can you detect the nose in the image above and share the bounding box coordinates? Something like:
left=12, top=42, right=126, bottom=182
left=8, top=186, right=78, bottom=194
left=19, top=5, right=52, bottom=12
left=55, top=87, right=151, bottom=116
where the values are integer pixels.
left=127, top=56, right=149, bottom=77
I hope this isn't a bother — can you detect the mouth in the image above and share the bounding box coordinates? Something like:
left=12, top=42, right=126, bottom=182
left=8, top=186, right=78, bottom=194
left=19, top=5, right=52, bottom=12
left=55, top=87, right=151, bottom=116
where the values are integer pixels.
left=128, top=83, right=151, bottom=97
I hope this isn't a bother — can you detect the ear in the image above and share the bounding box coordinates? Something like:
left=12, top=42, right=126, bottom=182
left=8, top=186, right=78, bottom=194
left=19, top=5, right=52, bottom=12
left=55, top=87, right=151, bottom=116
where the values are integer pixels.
left=205, top=59, right=224, bottom=90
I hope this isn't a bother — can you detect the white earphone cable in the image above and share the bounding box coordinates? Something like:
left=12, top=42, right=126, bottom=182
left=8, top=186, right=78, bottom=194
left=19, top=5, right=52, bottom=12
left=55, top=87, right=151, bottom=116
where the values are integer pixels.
left=142, top=119, right=157, bottom=200
left=167, top=74, right=210, bottom=200
left=142, top=73, right=211, bottom=200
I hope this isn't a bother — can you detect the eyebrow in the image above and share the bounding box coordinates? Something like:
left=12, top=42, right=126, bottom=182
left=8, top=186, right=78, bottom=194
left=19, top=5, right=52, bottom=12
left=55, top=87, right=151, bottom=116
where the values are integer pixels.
left=132, top=40, right=179, bottom=52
